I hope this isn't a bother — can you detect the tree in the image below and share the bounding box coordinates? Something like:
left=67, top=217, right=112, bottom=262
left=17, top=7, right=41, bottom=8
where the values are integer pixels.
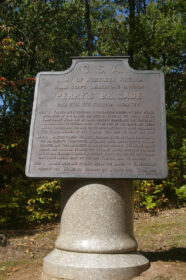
left=0, top=0, right=85, bottom=225
left=0, top=0, right=185, bottom=224
left=84, top=0, right=93, bottom=55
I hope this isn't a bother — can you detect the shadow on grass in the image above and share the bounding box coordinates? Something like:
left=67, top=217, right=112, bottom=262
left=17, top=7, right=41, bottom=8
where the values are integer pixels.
left=0, top=221, right=60, bottom=239
left=141, top=247, right=186, bottom=262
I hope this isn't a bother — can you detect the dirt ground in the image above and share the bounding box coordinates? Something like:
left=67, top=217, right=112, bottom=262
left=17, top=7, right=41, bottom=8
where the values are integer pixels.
left=0, top=207, right=185, bottom=280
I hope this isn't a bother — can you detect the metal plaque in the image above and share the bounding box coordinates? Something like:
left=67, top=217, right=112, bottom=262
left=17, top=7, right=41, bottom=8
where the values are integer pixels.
left=26, top=57, right=167, bottom=178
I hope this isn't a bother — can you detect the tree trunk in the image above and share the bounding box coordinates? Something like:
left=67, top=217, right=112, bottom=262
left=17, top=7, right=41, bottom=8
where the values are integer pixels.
left=128, top=0, right=135, bottom=63
left=84, top=0, right=93, bottom=56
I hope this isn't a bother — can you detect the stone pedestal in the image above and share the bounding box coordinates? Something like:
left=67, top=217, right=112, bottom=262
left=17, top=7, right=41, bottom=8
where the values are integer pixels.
left=41, top=180, right=149, bottom=280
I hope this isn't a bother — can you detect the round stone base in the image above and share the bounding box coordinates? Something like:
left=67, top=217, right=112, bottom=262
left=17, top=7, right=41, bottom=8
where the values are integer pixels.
left=41, top=249, right=149, bottom=280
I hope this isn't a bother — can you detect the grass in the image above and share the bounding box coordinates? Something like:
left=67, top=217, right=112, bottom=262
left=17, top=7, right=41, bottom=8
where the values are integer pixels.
left=0, top=260, right=27, bottom=280
left=0, top=208, right=185, bottom=280
left=0, top=258, right=43, bottom=280
left=134, top=211, right=186, bottom=251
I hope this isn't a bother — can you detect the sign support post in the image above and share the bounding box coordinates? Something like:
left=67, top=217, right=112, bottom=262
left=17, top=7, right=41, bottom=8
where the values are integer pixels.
left=41, top=180, right=149, bottom=280
left=26, top=57, right=167, bottom=279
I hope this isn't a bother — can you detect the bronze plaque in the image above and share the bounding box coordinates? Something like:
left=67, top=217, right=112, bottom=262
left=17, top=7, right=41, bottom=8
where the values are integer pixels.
left=26, top=57, right=167, bottom=178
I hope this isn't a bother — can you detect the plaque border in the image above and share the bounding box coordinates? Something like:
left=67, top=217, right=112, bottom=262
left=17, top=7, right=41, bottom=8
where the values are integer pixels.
left=26, top=57, right=167, bottom=179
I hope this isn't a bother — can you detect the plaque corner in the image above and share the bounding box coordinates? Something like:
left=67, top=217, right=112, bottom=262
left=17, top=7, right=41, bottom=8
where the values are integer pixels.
left=25, top=168, right=32, bottom=178
left=36, top=72, right=43, bottom=79
left=159, top=168, right=168, bottom=179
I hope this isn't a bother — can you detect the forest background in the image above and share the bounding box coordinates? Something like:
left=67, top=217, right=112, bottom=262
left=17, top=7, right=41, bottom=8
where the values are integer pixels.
left=0, top=0, right=185, bottom=226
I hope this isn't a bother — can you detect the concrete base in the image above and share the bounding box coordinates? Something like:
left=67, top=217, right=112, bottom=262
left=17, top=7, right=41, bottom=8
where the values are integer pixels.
left=41, top=180, right=149, bottom=279
left=41, top=249, right=149, bottom=280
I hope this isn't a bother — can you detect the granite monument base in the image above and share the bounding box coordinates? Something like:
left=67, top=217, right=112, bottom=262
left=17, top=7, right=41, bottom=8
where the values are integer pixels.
left=41, top=250, right=149, bottom=280
left=41, top=180, right=149, bottom=280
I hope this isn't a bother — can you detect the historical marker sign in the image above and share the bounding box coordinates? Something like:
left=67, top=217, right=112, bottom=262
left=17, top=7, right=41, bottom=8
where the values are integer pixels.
left=26, top=57, right=167, bottom=178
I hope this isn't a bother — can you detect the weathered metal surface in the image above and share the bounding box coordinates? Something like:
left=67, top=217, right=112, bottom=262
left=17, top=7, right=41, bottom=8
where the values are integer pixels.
left=26, top=57, right=167, bottom=178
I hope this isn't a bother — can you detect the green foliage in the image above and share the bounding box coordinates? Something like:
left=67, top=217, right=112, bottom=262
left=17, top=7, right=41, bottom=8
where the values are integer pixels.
left=176, top=185, right=186, bottom=201
left=0, top=0, right=85, bottom=226
left=134, top=144, right=186, bottom=211
left=134, top=180, right=168, bottom=211
left=134, top=161, right=186, bottom=211
left=27, top=180, right=62, bottom=222
left=0, top=178, right=62, bottom=225
left=132, top=0, right=185, bottom=71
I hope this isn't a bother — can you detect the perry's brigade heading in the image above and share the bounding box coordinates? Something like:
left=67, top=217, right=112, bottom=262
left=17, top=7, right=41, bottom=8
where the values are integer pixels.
left=26, top=57, right=167, bottom=179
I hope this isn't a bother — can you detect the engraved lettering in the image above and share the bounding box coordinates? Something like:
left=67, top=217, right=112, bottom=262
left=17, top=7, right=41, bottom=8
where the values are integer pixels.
left=82, top=64, right=89, bottom=73
left=112, top=65, right=123, bottom=73
left=98, top=65, right=105, bottom=73
left=27, top=59, right=166, bottom=179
